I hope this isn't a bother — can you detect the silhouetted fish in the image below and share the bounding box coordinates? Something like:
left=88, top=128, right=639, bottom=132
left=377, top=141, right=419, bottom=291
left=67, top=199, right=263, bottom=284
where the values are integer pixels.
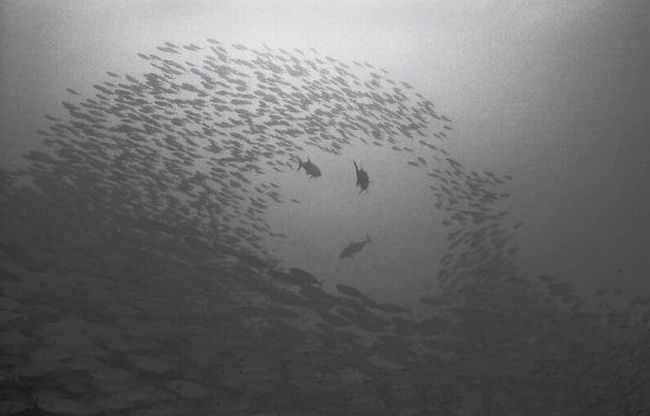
left=339, top=235, right=371, bottom=259
left=296, top=156, right=321, bottom=179
left=269, top=269, right=309, bottom=287
left=287, top=267, right=323, bottom=287
left=2, top=37, right=631, bottom=415
left=353, top=161, right=369, bottom=193
left=335, top=284, right=366, bottom=300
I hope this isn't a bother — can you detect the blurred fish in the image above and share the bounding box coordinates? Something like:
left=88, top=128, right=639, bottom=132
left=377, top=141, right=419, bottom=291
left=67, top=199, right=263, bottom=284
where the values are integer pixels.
left=288, top=267, right=324, bottom=286
left=335, top=284, right=366, bottom=300
left=372, top=302, right=409, bottom=314
left=2, top=37, right=637, bottom=415
left=353, top=161, right=370, bottom=193
left=295, top=156, right=321, bottom=179
left=269, top=270, right=308, bottom=287
left=339, top=235, right=371, bottom=259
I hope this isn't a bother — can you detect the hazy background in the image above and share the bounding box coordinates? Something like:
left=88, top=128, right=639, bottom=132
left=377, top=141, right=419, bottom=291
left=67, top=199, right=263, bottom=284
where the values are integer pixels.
left=1, top=0, right=648, bottom=302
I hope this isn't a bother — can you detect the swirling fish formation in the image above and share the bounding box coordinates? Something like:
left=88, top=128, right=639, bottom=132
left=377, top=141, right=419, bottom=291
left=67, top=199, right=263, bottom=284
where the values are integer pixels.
left=0, top=40, right=648, bottom=415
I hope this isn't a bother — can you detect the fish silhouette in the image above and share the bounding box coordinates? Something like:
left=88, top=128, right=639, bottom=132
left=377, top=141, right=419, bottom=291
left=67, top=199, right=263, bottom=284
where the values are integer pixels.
left=296, top=156, right=321, bottom=179
left=339, top=235, right=371, bottom=259
left=353, top=161, right=370, bottom=193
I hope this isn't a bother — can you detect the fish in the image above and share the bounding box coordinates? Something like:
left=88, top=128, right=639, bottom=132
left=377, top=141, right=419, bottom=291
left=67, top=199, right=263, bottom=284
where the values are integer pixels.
left=269, top=270, right=308, bottom=287
left=295, top=156, right=321, bottom=178
left=372, top=302, right=409, bottom=314
left=335, top=284, right=366, bottom=300
left=339, top=235, right=371, bottom=259
left=353, top=161, right=370, bottom=193
left=288, top=267, right=324, bottom=286
left=4, top=37, right=629, bottom=414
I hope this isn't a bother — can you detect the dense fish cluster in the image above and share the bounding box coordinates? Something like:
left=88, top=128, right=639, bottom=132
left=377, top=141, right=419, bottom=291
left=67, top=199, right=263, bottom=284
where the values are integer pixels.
left=1, top=39, right=649, bottom=415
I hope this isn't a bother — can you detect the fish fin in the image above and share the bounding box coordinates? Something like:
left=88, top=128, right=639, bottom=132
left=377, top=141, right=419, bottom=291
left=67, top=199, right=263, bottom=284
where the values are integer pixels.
left=366, top=235, right=371, bottom=243
left=296, top=156, right=303, bottom=171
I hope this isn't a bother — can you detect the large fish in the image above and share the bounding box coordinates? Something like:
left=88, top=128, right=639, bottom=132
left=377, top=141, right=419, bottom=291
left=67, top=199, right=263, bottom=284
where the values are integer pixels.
left=353, top=161, right=370, bottom=193
left=296, top=156, right=321, bottom=179
left=339, top=235, right=371, bottom=259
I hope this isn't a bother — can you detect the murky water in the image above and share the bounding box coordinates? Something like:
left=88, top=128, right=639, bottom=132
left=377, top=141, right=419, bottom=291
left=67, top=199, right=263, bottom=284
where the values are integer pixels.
left=1, top=12, right=648, bottom=416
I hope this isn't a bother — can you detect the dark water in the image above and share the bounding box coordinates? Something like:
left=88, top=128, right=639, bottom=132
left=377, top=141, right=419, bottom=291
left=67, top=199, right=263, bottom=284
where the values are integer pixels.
left=1, top=39, right=648, bottom=415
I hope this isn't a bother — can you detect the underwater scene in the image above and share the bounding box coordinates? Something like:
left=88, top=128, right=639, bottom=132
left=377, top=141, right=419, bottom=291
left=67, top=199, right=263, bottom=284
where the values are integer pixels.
left=1, top=1, right=648, bottom=415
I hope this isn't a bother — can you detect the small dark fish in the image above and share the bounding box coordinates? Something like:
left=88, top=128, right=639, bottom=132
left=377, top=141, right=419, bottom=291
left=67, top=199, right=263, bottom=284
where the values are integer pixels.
left=339, top=235, right=371, bottom=259
left=296, top=156, right=321, bottom=178
left=269, top=269, right=308, bottom=287
left=335, top=284, right=366, bottom=300
left=288, top=267, right=323, bottom=287
left=353, top=161, right=370, bottom=193
left=157, top=46, right=180, bottom=54
left=373, top=302, right=409, bottom=314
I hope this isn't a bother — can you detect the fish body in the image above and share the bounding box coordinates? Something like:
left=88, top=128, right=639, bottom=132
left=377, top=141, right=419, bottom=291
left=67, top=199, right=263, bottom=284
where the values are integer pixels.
left=353, top=161, right=370, bottom=193
left=339, top=235, right=371, bottom=259
left=335, top=284, right=366, bottom=300
left=270, top=269, right=323, bottom=288
left=296, top=157, right=321, bottom=178
left=288, top=267, right=324, bottom=287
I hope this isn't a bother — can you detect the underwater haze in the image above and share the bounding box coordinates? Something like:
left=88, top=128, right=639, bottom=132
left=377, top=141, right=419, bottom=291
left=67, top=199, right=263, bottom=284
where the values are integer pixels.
left=1, top=0, right=649, bottom=415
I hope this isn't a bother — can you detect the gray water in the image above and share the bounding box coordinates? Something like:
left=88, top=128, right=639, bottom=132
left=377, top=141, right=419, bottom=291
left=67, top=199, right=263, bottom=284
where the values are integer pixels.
left=1, top=1, right=648, bottom=415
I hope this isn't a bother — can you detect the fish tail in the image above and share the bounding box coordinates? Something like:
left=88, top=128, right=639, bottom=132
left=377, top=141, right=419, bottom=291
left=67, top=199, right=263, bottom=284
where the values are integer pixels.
left=296, top=156, right=303, bottom=171
left=353, top=161, right=359, bottom=173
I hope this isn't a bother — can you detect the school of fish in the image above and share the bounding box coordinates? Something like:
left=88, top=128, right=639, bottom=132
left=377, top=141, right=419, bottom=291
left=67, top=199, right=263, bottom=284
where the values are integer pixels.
left=0, top=39, right=648, bottom=415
